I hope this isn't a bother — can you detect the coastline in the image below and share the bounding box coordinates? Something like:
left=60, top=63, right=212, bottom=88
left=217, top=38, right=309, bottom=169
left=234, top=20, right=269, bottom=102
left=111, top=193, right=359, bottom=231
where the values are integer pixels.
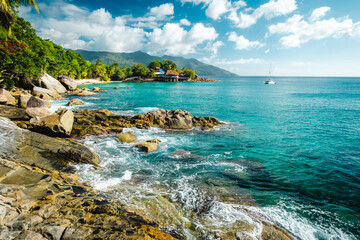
left=0, top=75, right=294, bottom=239
left=75, top=77, right=216, bottom=85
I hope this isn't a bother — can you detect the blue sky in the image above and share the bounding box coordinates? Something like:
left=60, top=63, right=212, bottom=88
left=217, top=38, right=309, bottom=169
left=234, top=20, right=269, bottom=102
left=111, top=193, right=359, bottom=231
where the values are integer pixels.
left=20, top=0, right=360, bottom=76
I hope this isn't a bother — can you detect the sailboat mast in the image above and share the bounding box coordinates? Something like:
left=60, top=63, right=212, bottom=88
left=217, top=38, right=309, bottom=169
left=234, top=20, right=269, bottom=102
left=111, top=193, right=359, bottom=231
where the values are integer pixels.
left=268, top=63, right=272, bottom=79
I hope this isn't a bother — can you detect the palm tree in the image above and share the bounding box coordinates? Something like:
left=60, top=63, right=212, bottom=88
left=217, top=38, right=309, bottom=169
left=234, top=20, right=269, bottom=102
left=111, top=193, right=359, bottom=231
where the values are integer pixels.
left=0, top=0, right=39, bottom=34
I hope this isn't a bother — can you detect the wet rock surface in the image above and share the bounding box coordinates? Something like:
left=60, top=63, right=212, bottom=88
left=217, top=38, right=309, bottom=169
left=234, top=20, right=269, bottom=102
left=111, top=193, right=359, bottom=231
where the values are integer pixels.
left=71, top=109, right=224, bottom=138
left=30, top=108, right=74, bottom=137
left=0, top=105, right=29, bottom=120
left=134, top=109, right=223, bottom=130
left=0, top=157, right=177, bottom=240
left=135, top=141, right=158, bottom=152
left=0, top=117, right=99, bottom=170
left=0, top=117, right=178, bottom=239
left=67, top=99, right=85, bottom=106
left=115, top=132, right=138, bottom=143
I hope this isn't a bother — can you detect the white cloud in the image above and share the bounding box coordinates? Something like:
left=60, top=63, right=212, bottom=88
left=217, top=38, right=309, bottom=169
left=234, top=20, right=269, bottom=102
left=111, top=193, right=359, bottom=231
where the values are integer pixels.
left=22, top=1, right=228, bottom=54
left=130, top=3, right=174, bottom=29
left=180, top=0, right=209, bottom=5
left=269, top=13, right=360, bottom=48
left=228, top=32, right=265, bottom=50
left=180, top=18, right=191, bottom=26
left=149, top=3, right=174, bottom=20
left=309, top=7, right=330, bottom=22
left=207, top=41, right=224, bottom=54
left=147, top=23, right=218, bottom=55
left=205, top=0, right=232, bottom=20
left=181, top=0, right=296, bottom=28
left=233, top=0, right=297, bottom=28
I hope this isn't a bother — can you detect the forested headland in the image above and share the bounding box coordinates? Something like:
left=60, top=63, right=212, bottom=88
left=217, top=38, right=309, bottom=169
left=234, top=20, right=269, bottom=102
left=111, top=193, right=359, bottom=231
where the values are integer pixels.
left=0, top=17, right=197, bottom=89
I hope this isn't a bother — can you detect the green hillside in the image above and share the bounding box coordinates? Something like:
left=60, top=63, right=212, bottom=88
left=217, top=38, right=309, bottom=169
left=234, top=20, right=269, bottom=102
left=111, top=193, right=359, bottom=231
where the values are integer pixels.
left=75, top=50, right=237, bottom=77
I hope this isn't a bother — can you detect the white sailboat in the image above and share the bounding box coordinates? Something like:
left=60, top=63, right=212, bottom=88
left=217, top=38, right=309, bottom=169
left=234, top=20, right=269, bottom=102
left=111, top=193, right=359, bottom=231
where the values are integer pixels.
left=264, top=64, right=276, bottom=84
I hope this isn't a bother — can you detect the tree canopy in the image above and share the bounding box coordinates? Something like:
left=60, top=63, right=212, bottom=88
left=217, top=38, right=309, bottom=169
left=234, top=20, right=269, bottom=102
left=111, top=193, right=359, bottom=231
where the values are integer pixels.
left=0, top=0, right=39, bottom=34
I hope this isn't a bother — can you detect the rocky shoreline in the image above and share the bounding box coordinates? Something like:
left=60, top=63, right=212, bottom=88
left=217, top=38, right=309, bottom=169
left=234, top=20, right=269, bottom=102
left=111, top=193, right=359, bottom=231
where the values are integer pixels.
left=0, top=73, right=294, bottom=239
left=0, top=73, right=224, bottom=239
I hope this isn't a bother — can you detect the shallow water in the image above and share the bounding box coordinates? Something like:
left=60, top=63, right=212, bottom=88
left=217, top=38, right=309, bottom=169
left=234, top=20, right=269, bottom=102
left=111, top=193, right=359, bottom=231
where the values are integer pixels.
left=55, top=77, right=360, bottom=239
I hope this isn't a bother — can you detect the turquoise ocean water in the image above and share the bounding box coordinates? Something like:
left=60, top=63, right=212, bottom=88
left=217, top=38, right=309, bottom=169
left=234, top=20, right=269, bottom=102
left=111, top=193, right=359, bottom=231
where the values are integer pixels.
left=53, top=77, right=360, bottom=239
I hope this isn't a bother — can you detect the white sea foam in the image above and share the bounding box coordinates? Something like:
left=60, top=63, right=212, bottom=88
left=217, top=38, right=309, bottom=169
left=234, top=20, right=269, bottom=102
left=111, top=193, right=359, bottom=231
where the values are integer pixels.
left=112, top=110, right=136, bottom=116
left=215, top=161, right=245, bottom=173
left=134, top=107, right=160, bottom=114
left=246, top=201, right=357, bottom=240
left=50, top=98, right=93, bottom=111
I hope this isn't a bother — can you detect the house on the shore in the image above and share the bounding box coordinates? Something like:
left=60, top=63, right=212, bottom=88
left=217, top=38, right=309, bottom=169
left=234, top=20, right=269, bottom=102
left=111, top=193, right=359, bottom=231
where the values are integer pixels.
left=154, top=67, right=165, bottom=76
left=156, top=69, right=189, bottom=82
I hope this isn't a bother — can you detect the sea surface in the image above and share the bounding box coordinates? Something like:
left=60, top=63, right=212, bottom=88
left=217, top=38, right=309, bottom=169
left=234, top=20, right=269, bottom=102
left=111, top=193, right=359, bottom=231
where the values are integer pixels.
left=53, top=77, right=360, bottom=240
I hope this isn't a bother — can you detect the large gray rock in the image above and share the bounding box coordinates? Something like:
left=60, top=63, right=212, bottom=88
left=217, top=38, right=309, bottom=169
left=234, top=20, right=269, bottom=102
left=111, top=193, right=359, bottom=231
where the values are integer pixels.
left=25, top=96, right=54, bottom=118
left=0, top=105, right=29, bottom=120
left=58, top=75, right=77, bottom=91
left=134, top=109, right=194, bottom=129
left=30, top=108, right=74, bottom=137
left=33, top=86, right=61, bottom=99
left=0, top=117, right=99, bottom=169
left=67, top=99, right=85, bottom=106
left=0, top=89, right=16, bottom=106
left=133, top=109, right=223, bottom=130
left=39, top=73, right=66, bottom=94
left=20, top=94, right=51, bottom=109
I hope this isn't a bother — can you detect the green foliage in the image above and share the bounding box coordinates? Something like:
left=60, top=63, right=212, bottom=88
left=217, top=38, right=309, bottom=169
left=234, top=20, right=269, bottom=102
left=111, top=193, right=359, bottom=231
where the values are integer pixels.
left=0, top=17, right=99, bottom=82
left=1, top=0, right=39, bottom=35
left=122, top=66, right=132, bottom=77
left=102, top=74, right=110, bottom=81
left=147, top=60, right=163, bottom=70
left=0, top=78, right=15, bottom=89
left=111, top=69, right=124, bottom=80
left=183, top=68, right=196, bottom=79
left=131, top=63, right=150, bottom=77
left=162, top=59, right=176, bottom=71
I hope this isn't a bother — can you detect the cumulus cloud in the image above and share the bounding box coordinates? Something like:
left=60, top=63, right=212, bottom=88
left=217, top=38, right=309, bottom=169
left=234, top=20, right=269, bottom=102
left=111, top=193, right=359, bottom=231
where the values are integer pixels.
left=180, top=18, right=191, bottom=26
left=147, top=23, right=218, bottom=55
left=206, top=41, right=224, bottom=54
left=20, top=1, right=218, bottom=54
left=269, top=13, right=360, bottom=48
left=205, top=0, right=232, bottom=20
left=309, top=6, right=330, bottom=22
left=149, top=3, right=174, bottom=19
left=232, top=0, right=297, bottom=28
left=181, top=0, right=246, bottom=21
left=181, top=0, right=296, bottom=28
left=228, top=32, right=265, bottom=50
left=130, top=3, right=174, bottom=28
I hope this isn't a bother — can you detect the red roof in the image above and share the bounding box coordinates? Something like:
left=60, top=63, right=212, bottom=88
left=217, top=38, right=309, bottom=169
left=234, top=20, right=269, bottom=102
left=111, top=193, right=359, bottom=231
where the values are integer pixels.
left=165, top=70, right=179, bottom=76
left=177, top=69, right=184, bottom=74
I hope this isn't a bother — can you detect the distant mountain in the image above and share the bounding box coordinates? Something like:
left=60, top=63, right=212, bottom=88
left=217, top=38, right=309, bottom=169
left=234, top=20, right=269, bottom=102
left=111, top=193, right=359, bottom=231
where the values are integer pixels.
left=75, top=50, right=237, bottom=77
